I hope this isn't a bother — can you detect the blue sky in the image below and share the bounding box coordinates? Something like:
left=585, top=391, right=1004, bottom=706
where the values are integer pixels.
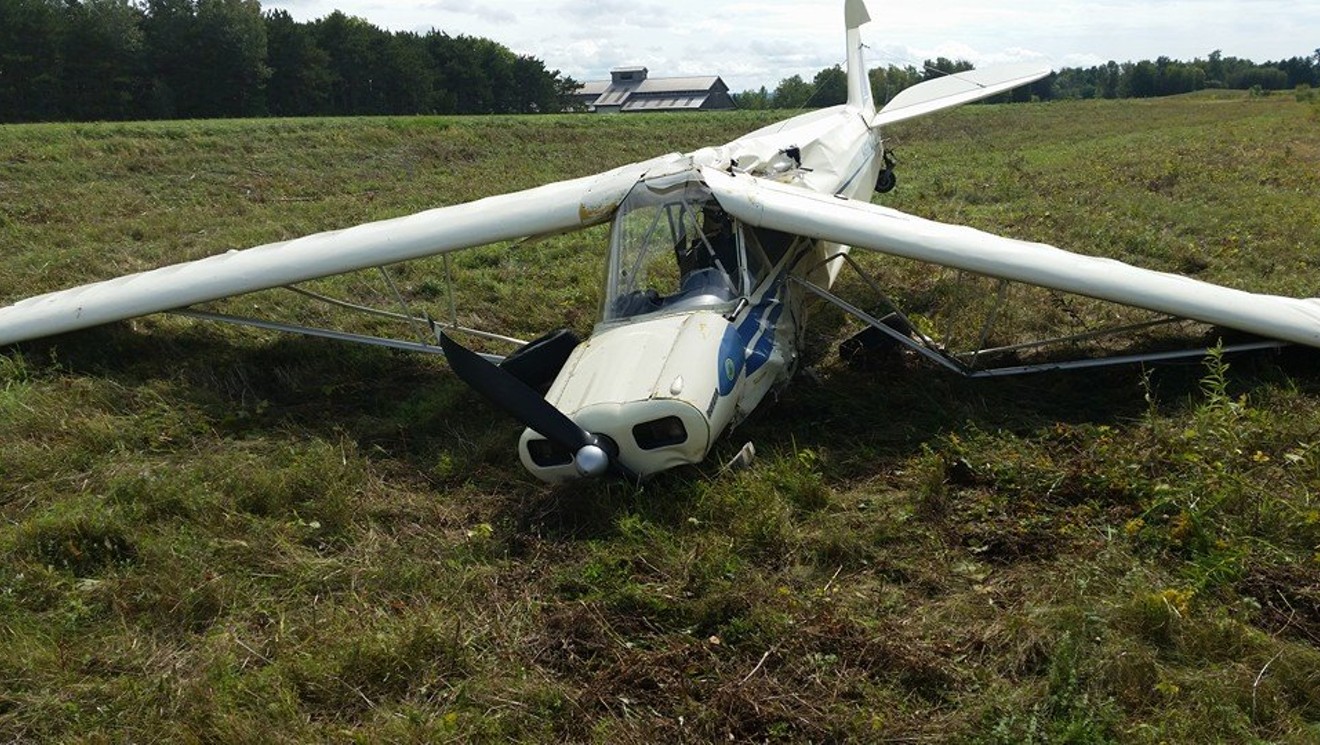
left=264, top=0, right=1320, bottom=92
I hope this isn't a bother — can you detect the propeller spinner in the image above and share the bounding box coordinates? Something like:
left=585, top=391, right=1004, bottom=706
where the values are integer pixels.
left=438, top=332, right=629, bottom=480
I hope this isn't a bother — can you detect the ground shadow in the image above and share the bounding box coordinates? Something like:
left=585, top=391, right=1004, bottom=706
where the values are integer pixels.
left=14, top=319, right=1317, bottom=541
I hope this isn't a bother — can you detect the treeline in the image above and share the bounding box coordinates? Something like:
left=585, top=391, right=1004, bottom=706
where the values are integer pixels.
left=0, top=0, right=579, bottom=123
left=735, top=51, right=1320, bottom=109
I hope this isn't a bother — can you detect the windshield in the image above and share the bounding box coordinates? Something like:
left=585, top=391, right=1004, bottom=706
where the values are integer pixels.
left=602, top=174, right=742, bottom=322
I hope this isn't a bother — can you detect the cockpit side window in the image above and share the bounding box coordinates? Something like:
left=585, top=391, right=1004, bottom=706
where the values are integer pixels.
left=602, top=176, right=744, bottom=322
left=740, top=226, right=797, bottom=292
left=750, top=226, right=795, bottom=267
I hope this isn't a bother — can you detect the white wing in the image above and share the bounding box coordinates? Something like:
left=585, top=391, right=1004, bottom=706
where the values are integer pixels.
left=871, top=64, right=1052, bottom=128
left=0, top=155, right=676, bottom=346
left=704, top=167, right=1320, bottom=348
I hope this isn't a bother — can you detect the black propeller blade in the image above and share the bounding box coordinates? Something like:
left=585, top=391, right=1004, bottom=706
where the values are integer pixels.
left=438, top=332, right=626, bottom=479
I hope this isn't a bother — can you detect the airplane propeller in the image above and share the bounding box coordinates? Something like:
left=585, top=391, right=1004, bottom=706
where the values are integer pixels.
left=438, top=332, right=634, bottom=480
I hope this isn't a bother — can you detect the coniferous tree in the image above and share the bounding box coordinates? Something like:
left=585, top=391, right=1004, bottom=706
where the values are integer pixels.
left=60, top=0, right=147, bottom=120
left=141, top=0, right=200, bottom=117
left=375, top=32, right=435, bottom=114
left=0, top=0, right=66, bottom=121
left=193, top=0, right=269, bottom=116
left=314, top=11, right=381, bottom=115
left=264, top=9, right=332, bottom=116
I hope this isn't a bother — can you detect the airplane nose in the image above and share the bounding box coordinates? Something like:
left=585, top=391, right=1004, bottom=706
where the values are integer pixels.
left=574, top=443, right=611, bottom=477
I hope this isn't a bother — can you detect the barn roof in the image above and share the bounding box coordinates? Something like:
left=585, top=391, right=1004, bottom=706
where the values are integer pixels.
left=574, top=69, right=732, bottom=112
left=635, top=76, right=723, bottom=93
left=575, top=80, right=611, bottom=97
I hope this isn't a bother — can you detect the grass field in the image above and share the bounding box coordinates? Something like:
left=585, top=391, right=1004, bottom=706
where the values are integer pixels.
left=2, top=94, right=1320, bottom=742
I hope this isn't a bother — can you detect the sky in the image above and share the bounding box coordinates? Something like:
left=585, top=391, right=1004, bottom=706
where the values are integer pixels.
left=263, top=0, right=1320, bottom=92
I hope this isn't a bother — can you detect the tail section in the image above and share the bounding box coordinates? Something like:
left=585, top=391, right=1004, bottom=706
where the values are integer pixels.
left=845, top=0, right=874, bottom=115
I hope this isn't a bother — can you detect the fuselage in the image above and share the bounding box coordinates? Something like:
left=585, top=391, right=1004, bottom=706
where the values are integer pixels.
left=520, top=105, right=884, bottom=482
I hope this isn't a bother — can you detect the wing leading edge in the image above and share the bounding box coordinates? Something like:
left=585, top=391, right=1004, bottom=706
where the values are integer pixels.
left=871, top=63, right=1052, bottom=129
left=0, top=156, right=673, bottom=347
left=703, top=167, right=1320, bottom=348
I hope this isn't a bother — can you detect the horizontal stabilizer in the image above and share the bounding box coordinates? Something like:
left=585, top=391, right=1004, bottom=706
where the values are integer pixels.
left=704, top=167, right=1320, bottom=349
left=871, top=63, right=1051, bottom=128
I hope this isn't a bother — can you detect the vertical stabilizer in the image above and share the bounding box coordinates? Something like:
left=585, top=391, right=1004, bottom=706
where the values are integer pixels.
left=845, top=0, right=874, bottom=115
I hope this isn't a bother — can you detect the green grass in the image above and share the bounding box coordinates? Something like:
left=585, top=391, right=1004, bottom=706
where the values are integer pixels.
left=2, top=96, right=1320, bottom=741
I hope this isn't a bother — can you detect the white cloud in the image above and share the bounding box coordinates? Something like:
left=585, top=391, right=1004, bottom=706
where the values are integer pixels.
left=423, top=0, right=515, bottom=25
left=260, top=0, right=1320, bottom=92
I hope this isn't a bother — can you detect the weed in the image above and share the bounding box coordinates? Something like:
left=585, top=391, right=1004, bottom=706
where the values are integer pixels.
left=18, top=513, right=137, bottom=576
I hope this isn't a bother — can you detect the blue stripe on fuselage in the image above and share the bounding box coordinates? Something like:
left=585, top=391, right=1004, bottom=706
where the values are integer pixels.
left=736, top=273, right=785, bottom=341
left=736, top=271, right=788, bottom=376
left=745, top=303, right=785, bottom=375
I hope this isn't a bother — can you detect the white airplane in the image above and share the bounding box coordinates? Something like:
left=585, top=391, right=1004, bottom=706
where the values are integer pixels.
left=1, top=0, right=1318, bottom=483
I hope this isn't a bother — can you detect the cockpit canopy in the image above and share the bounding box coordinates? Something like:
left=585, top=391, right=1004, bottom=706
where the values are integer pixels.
left=602, top=173, right=744, bottom=322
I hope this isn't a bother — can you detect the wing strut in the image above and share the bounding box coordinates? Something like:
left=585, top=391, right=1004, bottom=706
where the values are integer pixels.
left=163, top=260, right=532, bottom=359
left=795, top=253, right=1285, bottom=377
left=377, top=266, right=432, bottom=346
left=283, top=284, right=527, bottom=348
left=170, top=309, right=501, bottom=363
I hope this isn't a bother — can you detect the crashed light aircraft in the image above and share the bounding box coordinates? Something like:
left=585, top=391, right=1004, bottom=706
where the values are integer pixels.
left=2, top=0, right=1318, bottom=483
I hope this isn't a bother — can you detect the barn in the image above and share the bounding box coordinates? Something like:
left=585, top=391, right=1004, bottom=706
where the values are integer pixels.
left=573, top=67, right=736, bottom=113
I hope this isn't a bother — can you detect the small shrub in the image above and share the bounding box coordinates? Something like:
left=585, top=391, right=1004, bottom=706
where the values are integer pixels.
left=692, top=469, right=793, bottom=562
left=20, top=514, right=137, bottom=576
left=767, top=448, right=830, bottom=512
left=911, top=445, right=951, bottom=521
left=1115, top=589, right=1193, bottom=648
left=0, top=352, right=29, bottom=385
